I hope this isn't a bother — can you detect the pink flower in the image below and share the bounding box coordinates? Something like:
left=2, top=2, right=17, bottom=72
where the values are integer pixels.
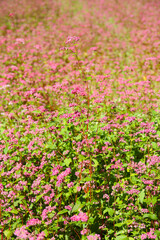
left=63, top=150, right=69, bottom=155
left=142, top=180, right=154, bottom=185
left=15, top=38, right=25, bottom=44
left=141, top=234, right=147, bottom=240
left=65, top=205, right=72, bottom=211
left=26, top=218, right=41, bottom=226
left=78, top=212, right=88, bottom=222
left=67, top=182, right=74, bottom=188
left=70, top=212, right=88, bottom=222
left=52, top=167, right=59, bottom=176
left=66, top=36, right=79, bottom=44
left=9, top=12, right=14, bottom=17
left=141, top=209, right=149, bottom=213
left=37, top=231, right=45, bottom=240
left=0, top=183, right=3, bottom=190
left=77, top=186, right=81, bottom=191
left=147, top=229, right=157, bottom=239
left=81, top=229, right=88, bottom=235
left=56, top=179, right=63, bottom=187
left=81, top=151, right=86, bottom=155
left=70, top=215, right=81, bottom=222
left=14, top=226, right=29, bottom=239
left=75, top=171, right=80, bottom=177
left=103, top=194, right=110, bottom=201
left=87, top=234, right=101, bottom=240
left=57, top=168, right=71, bottom=181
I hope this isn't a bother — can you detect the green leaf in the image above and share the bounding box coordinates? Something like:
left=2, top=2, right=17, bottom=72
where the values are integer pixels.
left=115, top=235, right=129, bottom=240
left=144, top=197, right=153, bottom=205
left=152, top=197, right=157, bottom=205
left=115, top=222, right=125, bottom=227
left=61, top=128, right=69, bottom=137
left=82, top=176, right=92, bottom=182
left=138, top=189, right=145, bottom=204
left=108, top=229, right=114, bottom=234
left=116, top=230, right=125, bottom=236
left=143, top=214, right=150, bottom=218
left=64, top=158, right=72, bottom=167
left=87, top=217, right=94, bottom=224
left=152, top=142, right=157, bottom=149
left=43, top=229, right=48, bottom=237
left=4, top=147, right=8, bottom=154
left=35, top=194, right=44, bottom=203
left=143, top=214, right=157, bottom=220
left=86, top=76, right=92, bottom=81
left=46, top=142, right=55, bottom=150
left=149, top=214, right=158, bottom=220
left=11, top=209, right=18, bottom=214
left=93, top=159, right=99, bottom=167
left=72, top=201, right=82, bottom=212
left=103, top=207, right=114, bottom=216
left=130, top=174, right=137, bottom=184
left=126, top=220, right=134, bottom=226
left=14, top=200, right=20, bottom=207
left=0, top=126, right=5, bottom=133
left=106, top=165, right=111, bottom=170
left=4, top=230, right=13, bottom=239
left=155, top=230, right=160, bottom=237
left=58, top=209, right=68, bottom=215
left=48, top=212, right=56, bottom=218
left=32, top=110, right=41, bottom=114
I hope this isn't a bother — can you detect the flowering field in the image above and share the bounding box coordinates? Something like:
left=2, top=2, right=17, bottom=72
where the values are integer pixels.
left=0, top=0, right=160, bottom=239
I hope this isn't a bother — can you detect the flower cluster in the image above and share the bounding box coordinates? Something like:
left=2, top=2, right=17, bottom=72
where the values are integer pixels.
left=70, top=211, right=88, bottom=222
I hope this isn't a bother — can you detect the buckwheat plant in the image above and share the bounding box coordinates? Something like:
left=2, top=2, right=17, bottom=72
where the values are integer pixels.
left=0, top=0, right=159, bottom=239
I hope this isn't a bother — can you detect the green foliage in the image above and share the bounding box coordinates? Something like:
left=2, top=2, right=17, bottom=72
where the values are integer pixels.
left=0, top=0, right=159, bottom=239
